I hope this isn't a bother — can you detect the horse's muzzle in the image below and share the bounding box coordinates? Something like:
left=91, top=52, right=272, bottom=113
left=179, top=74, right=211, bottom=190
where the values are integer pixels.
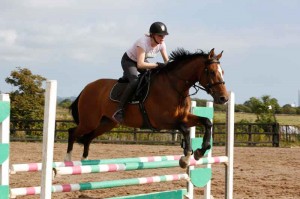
left=214, top=95, right=229, bottom=104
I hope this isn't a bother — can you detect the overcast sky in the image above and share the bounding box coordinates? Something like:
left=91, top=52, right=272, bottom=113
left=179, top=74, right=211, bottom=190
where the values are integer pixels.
left=0, top=0, right=299, bottom=105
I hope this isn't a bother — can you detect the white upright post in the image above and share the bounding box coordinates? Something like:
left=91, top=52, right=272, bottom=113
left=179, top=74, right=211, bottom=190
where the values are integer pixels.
left=0, top=94, right=10, bottom=187
left=204, top=101, right=213, bottom=199
left=187, top=100, right=197, bottom=199
left=40, top=80, right=57, bottom=199
left=226, top=92, right=235, bottom=199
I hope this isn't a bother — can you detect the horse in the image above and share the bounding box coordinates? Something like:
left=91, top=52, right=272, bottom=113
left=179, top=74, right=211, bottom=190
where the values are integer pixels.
left=66, top=48, right=229, bottom=169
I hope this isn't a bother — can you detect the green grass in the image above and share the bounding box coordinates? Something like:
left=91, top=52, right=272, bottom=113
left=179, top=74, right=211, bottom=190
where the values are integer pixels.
left=56, top=107, right=72, bottom=120
left=56, top=107, right=300, bottom=127
left=275, top=114, right=300, bottom=126
left=213, top=111, right=300, bottom=127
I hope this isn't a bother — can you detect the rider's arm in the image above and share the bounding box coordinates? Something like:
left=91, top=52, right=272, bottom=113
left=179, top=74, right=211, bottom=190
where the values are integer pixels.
left=136, top=46, right=158, bottom=69
left=160, top=48, right=169, bottom=63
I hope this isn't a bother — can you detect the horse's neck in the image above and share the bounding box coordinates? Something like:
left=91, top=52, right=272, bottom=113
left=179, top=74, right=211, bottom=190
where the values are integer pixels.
left=169, top=58, right=205, bottom=88
left=150, top=58, right=205, bottom=101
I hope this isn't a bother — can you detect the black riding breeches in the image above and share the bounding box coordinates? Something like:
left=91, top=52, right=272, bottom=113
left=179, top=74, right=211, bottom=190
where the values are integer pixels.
left=121, top=53, right=139, bottom=82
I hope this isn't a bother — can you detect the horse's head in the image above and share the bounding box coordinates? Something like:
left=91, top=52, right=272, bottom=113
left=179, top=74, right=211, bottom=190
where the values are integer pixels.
left=198, top=48, right=229, bottom=104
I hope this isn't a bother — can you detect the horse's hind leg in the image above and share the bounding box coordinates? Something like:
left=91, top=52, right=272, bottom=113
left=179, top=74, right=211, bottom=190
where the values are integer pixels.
left=80, top=117, right=117, bottom=160
left=65, top=127, right=76, bottom=161
left=178, top=124, right=193, bottom=169
left=64, top=124, right=95, bottom=161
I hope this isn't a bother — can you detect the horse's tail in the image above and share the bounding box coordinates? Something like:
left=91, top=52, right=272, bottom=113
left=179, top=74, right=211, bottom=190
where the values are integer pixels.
left=70, top=92, right=82, bottom=125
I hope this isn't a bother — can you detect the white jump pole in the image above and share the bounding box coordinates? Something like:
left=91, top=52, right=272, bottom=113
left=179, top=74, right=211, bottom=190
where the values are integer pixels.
left=187, top=101, right=197, bottom=199
left=226, top=91, right=235, bottom=199
left=40, top=80, right=57, bottom=199
left=0, top=94, right=10, bottom=187
left=188, top=101, right=213, bottom=199
left=204, top=101, right=213, bottom=199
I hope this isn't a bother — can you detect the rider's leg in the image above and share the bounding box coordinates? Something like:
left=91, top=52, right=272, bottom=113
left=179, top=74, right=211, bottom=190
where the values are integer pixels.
left=112, top=53, right=139, bottom=123
left=112, top=78, right=138, bottom=123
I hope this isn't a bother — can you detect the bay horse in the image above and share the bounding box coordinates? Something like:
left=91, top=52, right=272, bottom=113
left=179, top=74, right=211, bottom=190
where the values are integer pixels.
left=66, top=48, right=229, bottom=169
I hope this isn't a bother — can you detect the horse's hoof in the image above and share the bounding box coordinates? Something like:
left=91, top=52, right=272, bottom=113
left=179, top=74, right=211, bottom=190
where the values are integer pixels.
left=64, top=153, right=72, bottom=162
left=81, top=157, right=88, bottom=161
left=194, top=148, right=205, bottom=160
left=179, top=156, right=189, bottom=169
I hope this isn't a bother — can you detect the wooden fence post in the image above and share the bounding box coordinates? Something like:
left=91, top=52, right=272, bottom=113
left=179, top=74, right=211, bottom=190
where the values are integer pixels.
left=272, top=123, right=280, bottom=147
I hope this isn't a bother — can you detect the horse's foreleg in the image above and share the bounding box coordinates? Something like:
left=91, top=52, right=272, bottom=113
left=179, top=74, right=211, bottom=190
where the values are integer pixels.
left=65, top=127, right=76, bottom=161
left=184, top=114, right=213, bottom=161
left=194, top=117, right=212, bottom=160
left=178, top=124, right=192, bottom=169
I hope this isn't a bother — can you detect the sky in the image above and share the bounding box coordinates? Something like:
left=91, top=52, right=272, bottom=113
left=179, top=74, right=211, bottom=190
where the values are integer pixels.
left=0, top=0, right=299, bottom=106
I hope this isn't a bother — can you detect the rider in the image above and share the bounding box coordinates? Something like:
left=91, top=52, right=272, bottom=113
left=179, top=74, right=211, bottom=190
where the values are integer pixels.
left=112, top=22, right=169, bottom=123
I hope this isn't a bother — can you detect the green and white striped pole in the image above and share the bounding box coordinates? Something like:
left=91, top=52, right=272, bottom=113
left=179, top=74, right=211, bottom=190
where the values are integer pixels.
left=0, top=94, right=10, bottom=199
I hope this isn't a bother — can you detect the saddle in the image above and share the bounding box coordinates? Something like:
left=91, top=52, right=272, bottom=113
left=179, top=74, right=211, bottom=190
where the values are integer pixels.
left=109, top=70, right=157, bottom=130
left=110, top=71, right=151, bottom=104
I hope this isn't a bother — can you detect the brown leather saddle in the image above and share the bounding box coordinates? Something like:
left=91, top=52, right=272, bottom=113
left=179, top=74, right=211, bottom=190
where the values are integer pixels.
left=110, top=71, right=151, bottom=104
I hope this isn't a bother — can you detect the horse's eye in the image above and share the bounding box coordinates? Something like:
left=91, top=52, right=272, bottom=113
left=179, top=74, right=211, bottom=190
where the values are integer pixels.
left=210, top=71, right=215, bottom=76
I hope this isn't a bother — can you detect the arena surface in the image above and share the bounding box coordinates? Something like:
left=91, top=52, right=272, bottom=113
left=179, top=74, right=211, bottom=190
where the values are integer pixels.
left=9, top=142, right=300, bottom=199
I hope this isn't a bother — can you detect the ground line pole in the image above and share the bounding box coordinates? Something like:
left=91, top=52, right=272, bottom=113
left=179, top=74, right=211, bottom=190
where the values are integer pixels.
left=40, top=80, right=57, bottom=199
left=226, top=91, right=235, bottom=199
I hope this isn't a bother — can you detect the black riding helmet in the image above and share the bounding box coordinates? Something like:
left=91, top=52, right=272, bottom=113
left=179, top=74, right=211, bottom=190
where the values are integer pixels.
left=149, top=22, right=169, bottom=35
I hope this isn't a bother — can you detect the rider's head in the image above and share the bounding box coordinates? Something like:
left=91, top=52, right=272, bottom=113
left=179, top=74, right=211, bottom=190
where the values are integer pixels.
left=149, top=22, right=168, bottom=44
left=149, top=22, right=169, bottom=36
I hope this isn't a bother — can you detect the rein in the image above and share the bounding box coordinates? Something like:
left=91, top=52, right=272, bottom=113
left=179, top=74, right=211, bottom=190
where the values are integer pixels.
left=166, top=71, right=194, bottom=99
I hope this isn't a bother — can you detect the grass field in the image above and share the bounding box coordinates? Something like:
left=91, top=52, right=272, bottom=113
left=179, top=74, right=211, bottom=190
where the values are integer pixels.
left=214, top=111, right=300, bottom=126
left=57, top=107, right=300, bottom=127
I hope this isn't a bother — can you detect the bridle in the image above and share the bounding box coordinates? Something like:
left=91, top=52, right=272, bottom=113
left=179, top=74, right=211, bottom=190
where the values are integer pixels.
left=200, top=59, right=225, bottom=95
left=165, top=59, right=225, bottom=98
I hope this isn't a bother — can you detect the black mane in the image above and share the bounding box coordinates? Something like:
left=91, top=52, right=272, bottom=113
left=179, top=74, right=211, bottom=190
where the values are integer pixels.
left=169, top=48, right=207, bottom=62
left=163, top=48, right=208, bottom=71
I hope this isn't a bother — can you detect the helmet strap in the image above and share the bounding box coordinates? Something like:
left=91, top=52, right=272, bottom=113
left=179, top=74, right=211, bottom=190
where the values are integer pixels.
left=151, top=34, right=160, bottom=45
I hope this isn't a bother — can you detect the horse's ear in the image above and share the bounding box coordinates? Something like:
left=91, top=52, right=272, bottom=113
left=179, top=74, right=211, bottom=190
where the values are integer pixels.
left=208, top=48, right=215, bottom=59
left=216, top=50, right=223, bottom=60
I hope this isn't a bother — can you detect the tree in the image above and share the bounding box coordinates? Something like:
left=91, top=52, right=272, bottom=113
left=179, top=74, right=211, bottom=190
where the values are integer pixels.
left=5, top=67, right=46, bottom=121
left=58, top=99, right=72, bottom=109
left=243, top=95, right=280, bottom=123
left=235, top=104, right=251, bottom=113
left=281, top=104, right=297, bottom=114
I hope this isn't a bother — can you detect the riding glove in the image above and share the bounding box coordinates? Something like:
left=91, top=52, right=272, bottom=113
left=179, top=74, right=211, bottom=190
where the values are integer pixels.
left=156, top=62, right=166, bottom=69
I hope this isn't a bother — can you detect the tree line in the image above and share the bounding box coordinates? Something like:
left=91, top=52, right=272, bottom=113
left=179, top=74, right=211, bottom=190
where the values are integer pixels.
left=2, top=67, right=300, bottom=125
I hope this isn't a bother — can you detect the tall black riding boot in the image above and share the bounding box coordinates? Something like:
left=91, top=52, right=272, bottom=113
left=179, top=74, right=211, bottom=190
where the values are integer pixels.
left=112, top=81, right=138, bottom=123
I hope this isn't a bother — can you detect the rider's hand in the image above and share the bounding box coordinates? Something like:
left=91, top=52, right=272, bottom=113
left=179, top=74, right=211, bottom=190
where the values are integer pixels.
left=156, top=62, right=166, bottom=69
